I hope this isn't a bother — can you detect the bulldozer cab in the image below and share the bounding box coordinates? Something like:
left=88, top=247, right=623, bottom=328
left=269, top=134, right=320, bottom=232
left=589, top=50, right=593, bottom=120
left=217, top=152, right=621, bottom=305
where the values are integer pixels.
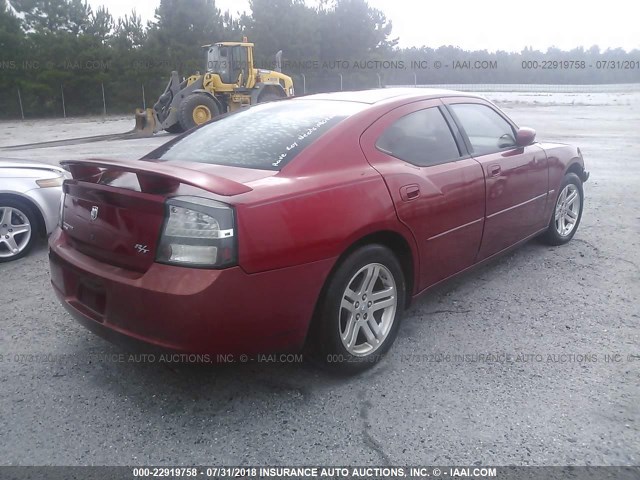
left=206, top=43, right=253, bottom=87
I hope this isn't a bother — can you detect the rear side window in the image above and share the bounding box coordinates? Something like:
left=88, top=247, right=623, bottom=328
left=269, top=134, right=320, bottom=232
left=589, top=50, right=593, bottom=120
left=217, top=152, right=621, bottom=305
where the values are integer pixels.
left=157, top=100, right=364, bottom=170
left=376, top=107, right=460, bottom=167
left=450, top=103, right=516, bottom=155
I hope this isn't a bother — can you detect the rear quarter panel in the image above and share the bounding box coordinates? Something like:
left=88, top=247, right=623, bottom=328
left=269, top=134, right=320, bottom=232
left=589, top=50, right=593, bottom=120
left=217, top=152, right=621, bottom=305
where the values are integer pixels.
left=233, top=122, right=418, bottom=277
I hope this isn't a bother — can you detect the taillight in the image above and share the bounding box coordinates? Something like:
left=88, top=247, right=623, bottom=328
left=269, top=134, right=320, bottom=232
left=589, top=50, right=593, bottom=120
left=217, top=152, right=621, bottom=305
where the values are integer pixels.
left=156, top=196, right=236, bottom=268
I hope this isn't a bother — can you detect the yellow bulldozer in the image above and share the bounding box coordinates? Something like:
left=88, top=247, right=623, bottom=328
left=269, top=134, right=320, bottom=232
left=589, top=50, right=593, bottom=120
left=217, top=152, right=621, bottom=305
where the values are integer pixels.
left=135, top=40, right=295, bottom=134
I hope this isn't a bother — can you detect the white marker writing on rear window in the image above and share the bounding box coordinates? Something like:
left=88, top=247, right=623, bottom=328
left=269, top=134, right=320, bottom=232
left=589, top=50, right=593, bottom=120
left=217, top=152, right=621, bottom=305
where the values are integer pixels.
left=272, top=117, right=333, bottom=167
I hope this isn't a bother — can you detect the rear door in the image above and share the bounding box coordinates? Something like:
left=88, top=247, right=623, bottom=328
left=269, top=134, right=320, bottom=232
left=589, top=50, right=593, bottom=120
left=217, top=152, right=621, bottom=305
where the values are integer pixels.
left=361, top=99, right=486, bottom=292
left=444, top=99, right=548, bottom=260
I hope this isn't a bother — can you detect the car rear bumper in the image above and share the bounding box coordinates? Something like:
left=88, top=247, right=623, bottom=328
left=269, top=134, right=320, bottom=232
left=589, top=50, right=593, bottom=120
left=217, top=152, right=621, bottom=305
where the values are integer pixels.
left=48, top=228, right=334, bottom=355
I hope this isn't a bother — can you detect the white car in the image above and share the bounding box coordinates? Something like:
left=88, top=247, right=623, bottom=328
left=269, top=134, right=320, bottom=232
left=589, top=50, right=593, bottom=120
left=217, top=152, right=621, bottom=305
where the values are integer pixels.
left=0, top=159, right=67, bottom=262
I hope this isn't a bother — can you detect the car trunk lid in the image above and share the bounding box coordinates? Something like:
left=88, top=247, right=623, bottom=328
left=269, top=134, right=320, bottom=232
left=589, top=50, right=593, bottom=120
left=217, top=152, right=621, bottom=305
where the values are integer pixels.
left=60, top=158, right=258, bottom=272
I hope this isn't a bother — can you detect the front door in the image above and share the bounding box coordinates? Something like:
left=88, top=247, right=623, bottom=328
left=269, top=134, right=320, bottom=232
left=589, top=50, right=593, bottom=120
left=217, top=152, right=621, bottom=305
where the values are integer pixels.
left=444, top=100, right=548, bottom=261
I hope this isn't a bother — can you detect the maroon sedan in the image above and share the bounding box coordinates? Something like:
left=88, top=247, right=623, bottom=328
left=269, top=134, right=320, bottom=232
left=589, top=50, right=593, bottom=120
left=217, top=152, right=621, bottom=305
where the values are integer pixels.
left=49, top=89, right=588, bottom=371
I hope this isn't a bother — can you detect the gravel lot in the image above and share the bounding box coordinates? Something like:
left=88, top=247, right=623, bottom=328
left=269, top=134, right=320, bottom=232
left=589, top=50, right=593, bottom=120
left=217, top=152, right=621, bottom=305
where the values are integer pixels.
left=0, top=93, right=638, bottom=466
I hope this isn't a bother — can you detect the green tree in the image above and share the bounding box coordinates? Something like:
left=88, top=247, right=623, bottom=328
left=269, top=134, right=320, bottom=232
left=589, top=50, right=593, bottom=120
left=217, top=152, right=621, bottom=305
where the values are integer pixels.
left=0, top=0, right=24, bottom=116
left=85, top=5, right=114, bottom=41
left=146, top=0, right=232, bottom=74
left=10, top=0, right=90, bottom=34
left=242, top=0, right=322, bottom=65
left=111, top=10, right=146, bottom=49
left=319, top=0, right=397, bottom=61
left=1, top=0, right=22, bottom=48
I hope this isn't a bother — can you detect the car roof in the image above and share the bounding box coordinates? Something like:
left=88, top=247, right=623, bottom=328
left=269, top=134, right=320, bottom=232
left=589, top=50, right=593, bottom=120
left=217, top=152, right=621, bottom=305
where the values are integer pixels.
left=299, top=88, right=482, bottom=105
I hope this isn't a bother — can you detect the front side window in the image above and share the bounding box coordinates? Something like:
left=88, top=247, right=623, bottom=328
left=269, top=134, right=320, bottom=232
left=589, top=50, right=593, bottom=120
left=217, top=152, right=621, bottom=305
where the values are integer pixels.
left=207, top=46, right=229, bottom=81
left=376, top=107, right=460, bottom=167
left=156, top=100, right=365, bottom=170
left=450, top=103, right=516, bottom=155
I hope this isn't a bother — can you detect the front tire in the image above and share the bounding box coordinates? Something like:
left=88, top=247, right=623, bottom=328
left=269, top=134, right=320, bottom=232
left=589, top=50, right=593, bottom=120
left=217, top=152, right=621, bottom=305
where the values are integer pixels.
left=309, top=244, right=406, bottom=373
left=541, top=172, right=584, bottom=245
left=0, top=199, right=39, bottom=262
left=178, top=93, right=220, bottom=131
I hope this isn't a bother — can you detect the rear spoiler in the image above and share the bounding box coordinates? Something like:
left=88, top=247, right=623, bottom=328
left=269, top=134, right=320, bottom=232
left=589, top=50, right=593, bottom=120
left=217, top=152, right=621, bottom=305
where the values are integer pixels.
left=60, top=158, right=252, bottom=196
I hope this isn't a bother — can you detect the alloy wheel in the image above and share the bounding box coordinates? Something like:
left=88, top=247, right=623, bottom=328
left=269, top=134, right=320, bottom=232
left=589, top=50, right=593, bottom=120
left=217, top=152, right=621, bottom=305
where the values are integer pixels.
left=339, top=263, right=397, bottom=356
left=0, top=206, right=32, bottom=258
left=554, top=184, right=581, bottom=237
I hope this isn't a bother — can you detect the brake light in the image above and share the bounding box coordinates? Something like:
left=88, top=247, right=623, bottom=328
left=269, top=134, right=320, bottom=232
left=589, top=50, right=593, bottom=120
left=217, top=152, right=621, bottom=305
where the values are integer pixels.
left=156, top=196, right=236, bottom=268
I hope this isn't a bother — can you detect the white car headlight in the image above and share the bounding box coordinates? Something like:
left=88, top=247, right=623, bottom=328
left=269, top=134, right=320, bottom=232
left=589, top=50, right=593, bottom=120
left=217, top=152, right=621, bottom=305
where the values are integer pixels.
left=36, top=174, right=64, bottom=188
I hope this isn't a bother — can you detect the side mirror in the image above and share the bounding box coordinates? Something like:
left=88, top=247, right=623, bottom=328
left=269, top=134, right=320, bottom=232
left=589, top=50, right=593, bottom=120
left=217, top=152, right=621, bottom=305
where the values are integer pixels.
left=516, top=127, right=536, bottom=147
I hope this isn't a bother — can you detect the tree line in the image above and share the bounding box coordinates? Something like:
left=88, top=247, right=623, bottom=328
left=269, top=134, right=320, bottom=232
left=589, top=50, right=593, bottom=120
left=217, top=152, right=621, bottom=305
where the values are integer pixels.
left=0, top=0, right=638, bottom=118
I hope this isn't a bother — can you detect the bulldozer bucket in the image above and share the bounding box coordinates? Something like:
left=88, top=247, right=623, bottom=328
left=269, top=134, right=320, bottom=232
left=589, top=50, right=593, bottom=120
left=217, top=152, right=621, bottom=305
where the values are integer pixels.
left=133, top=108, right=158, bottom=137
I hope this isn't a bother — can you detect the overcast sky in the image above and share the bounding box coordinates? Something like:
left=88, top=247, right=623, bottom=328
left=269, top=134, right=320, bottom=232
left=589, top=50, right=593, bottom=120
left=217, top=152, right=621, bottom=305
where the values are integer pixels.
left=88, top=0, right=639, bottom=52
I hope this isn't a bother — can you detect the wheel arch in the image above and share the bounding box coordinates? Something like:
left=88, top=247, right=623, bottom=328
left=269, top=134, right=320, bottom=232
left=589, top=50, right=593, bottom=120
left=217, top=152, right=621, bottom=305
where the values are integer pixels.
left=302, top=229, right=416, bottom=352
left=343, top=231, right=414, bottom=305
left=0, top=192, right=46, bottom=238
left=566, top=160, right=589, bottom=182
left=252, top=83, right=286, bottom=103
left=322, top=230, right=416, bottom=313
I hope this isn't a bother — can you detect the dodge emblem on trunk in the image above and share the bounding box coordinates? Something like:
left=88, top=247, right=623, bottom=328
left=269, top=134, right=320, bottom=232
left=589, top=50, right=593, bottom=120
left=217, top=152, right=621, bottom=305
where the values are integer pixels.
left=90, top=206, right=99, bottom=221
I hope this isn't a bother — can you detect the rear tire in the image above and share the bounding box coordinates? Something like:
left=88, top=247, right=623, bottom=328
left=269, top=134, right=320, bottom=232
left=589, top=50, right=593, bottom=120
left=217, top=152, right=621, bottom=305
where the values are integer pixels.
left=178, top=93, right=220, bottom=131
left=0, top=199, right=39, bottom=263
left=308, top=244, right=406, bottom=374
left=541, top=172, right=584, bottom=245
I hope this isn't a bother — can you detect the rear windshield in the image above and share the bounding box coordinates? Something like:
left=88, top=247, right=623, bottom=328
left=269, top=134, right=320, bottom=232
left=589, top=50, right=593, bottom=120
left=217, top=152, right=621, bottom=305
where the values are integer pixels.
left=156, top=100, right=365, bottom=170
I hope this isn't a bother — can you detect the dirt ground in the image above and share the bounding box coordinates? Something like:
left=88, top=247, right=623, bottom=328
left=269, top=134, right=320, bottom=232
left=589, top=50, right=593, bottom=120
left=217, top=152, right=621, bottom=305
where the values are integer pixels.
left=0, top=92, right=638, bottom=466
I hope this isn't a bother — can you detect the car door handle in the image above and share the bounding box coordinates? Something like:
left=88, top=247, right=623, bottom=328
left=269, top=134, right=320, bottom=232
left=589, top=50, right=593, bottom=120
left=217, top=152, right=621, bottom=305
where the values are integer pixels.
left=400, top=184, right=420, bottom=201
left=488, top=164, right=501, bottom=177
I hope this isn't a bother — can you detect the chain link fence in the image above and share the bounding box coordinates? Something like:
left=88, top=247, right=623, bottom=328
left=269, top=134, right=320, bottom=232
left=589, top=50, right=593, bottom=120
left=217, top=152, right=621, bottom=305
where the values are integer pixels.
left=0, top=77, right=168, bottom=121
left=2, top=77, right=639, bottom=120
